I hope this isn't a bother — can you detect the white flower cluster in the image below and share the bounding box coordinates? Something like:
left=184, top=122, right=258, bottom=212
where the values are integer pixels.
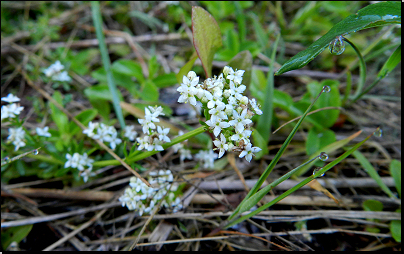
left=136, top=106, right=171, bottom=152
left=36, top=126, right=52, bottom=137
left=83, top=122, right=122, bottom=150
left=119, top=169, right=183, bottom=215
left=177, top=67, right=262, bottom=162
left=7, top=127, right=26, bottom=151
left=194, top=150, right=218, bottom=168
left=64, top=152, right=95, bottom=182
left=1, top=94, right=24, bottom=121
left=43, top=60, right=72, bottom=82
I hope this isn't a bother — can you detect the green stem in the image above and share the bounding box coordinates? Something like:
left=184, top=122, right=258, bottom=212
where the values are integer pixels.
left=343, top=38, right=366, bottom=102
left=341, top=70, right=352, bottom=106
left=93, top=126, right=207, bottom=167
left=91, top=1, right=125, bottom=128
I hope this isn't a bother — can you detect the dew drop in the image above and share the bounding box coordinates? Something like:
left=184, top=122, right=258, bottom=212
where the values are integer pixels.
left=322, top=86, right=331, bottom=93
left=328, top=35, right=345, bottom=55
left=3, top=156, right=10, bottom=162
left=319, top=152, right=329, bottom=161
left=312, top=167, right=325, bottom=177
left=374, top=128, right=382, bottom=138
left=32, top=149, right=39, bottom=155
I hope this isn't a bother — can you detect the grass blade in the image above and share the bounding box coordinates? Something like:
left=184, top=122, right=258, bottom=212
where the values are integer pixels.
left=91, top=1, right=125, bottom=128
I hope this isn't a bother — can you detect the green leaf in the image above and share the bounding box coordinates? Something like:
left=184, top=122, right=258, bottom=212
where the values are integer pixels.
left=227, top=50, right=253, bottom=88
left=111, top=59, right=144, bottom=83
left=306, top=128, right=337, bottom=156
left=1, top=224, right=33, bottom=250
left=192, top=6, right=222, bottom=78
left=148, top=55, right=159, bottom=79
left=275, top=1, right=401, bottom=75
left=68, top=109, right=98, bottom=136
left=89, top=99, right=110, bottom=121
left=251, top=128, right=268, bottom=160
left=352, top=150, right=397, bottom=199
left=84, top=84, right=124, bottom=101
left=377, top=45, right=401, bottom=79
left=390, top=219, right=401, bottom=243
left=153, top=73, right=178, bottom=88
left=49, top=91, right=69, bottom=135
left=362, top=199, right=383, bottom=212
left=140, top=80, right=159, bottom=101
left=389, top=160, right=401, bottom=198
left=176, top=55, right=198, bottom=84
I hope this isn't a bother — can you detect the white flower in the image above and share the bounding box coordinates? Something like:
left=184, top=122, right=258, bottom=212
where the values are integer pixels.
left=93, top=123, right=113, bottom=142
left=83, top=121, right=99, bottom=138
left=79, top=168, right=96, bottom=183
left=43, top=60, right=64, bottom=77
left=231, top=129, right=252, bottom=142
left=208, top=104, right=227, bottom=123
left=223, top=66, right=233, bottom=77
left=195, top=150, right=218, bottom=168
left=249, top=98, right=263, bottom=115
left=157, top=126, right=171, bottom=142
left=179, top=148, right=192, bottom=162
left=1, top=93, right=20, bottom=103
left=64, top=153, right=81, bottom=169
left=206, top=117, right=231, bottom=137
left=227, top=69, right=245, bottom=84
left=172, top=142, right=184, bottom=153
left=123, top=125, right=138, bottom=141
left=36, top=126, right=51, bottom=137
left=228, top=109, right=252, bottom=133
left=137, top=136, right=150, bottom=151
left=7, top=127, right=26, bottom=151
left=1, top=103, right=24, bottom=120
left=177, top=84, right=197, bottom=106
left=239, top=143, right=262, bottom=162
left=182, top=74, right=199, bottom=88
left=213, top=133, right=228, bottom=158
left=52, top=71, right=72, bottom=82
left=147, top=137, right=164, bottom=151
left=105, top=131, right=122, bottom=150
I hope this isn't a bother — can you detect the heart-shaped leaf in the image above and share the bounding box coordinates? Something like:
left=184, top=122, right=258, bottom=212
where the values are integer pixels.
left=192, top=6, right=222, bottom=78
left=276, top=1, right=401, bottom=75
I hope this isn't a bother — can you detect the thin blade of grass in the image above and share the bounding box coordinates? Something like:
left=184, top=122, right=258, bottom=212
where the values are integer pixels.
left=351, top=150, right=397, bottom=199
left=228, top=86, right=329, bottom=220
left=225, top=128, right=378, bottom=229
left=91, top=1, right=125, bottom=128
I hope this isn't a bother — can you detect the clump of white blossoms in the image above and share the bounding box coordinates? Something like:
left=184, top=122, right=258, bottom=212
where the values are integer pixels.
left=1, top=93, right=24, bottom=121
left=177, top=67, right=262, bottom=162
left=172, top=130, right=193, bottom=162
left=119, top=169, right=183, bottom=215
left=7, top=127, right=26, bottom=151
left=136, top=106, right=171, bottom=152
left=83, top=122, right=122, bottom=150
left=43, top=60, right=72, bottom=82
left=194, top=150, right=218, bottom=168
left=64, top=152, right=95, bottom=182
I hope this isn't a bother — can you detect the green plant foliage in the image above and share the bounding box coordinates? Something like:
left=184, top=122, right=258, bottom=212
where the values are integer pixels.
left=227, top=50, right=253, bottom=88
left=389, top=159, right=401, bottom=198
left=390, top=217, right=401, bottom=243
left=192, top=6, right=222, bottom=78
left=306, top=128, right=336, bottom=156
left=276, top=1, right=401, bottom=75
left=362, top=199, right=383, bottom=212
left=1, top=224, right=33, bottom=250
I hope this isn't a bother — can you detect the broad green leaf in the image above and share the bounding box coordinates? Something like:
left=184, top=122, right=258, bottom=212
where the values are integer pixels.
left=176, top=54, right=198, bottom=84
left=148, top=55, right=159, bottom=79
left=362, top=199, right=383, bottom=212
left=84, top=84, right=124, bottom=101
left=68, top=109, right=98, bottom=136
left=390, top=219, right=401, bottom=243
left=227, top=50, right=253, bottom=88
left=140, top=80, right=159, bottom=101
left=89, top=99, right=110, bottom=121
left=111, top=59, right=144, bottom=83
left=152, top=73, right=178, bottom=88
left=1, top=224, right=33, bottom=250
left=306, top=128, right=337, bottom=156
left=377, top=45, right=401, bottom=79
left=352, top=150, right=397, bottom=199
left=275, top=1, right=401, bottom=75
left=192, top=6, right=222, bottom=78
left=49, top=91, right=69, bottom=135
left=389, top=160, right=401, bottom=198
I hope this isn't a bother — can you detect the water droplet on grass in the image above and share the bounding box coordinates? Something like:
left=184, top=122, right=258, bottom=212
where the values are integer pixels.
left=312, top=167, right=325, bottom=177
left=3, top=156, right=10, bottom=162
left=319, top=152, right=329, bottom=161
left=322, top=86, right=331, bottom=93
left=32, top=149, right=39, bottom=155
left=329, top=35, right=345, bottom=55
left=374, top=128, right=382, bottom=137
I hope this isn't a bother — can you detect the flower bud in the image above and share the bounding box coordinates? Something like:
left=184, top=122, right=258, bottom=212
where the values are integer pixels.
left=240, top=96, right=249, bottom=105
left=223, top=66, right=233, bottom=78
left=187, top=71, right=197, bottom=81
